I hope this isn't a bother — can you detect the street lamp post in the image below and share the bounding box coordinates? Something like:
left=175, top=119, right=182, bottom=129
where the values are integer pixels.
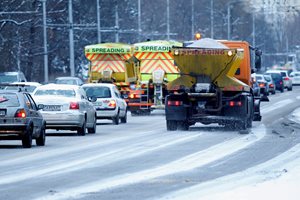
left=227, top=0, right=246, bottom=40
left=68, top=0, right=75, bottom=77
left=41, top=0, right=48, bottom=83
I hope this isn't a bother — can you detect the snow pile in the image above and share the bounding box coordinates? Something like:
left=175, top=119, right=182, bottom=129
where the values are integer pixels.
left=187, top=38, right=229, bottom=49
left=289, top=107, right=300, bottom=124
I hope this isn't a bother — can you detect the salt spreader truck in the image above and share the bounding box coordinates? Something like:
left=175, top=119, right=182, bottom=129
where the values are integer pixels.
left=84, top=43, right=135, bottom=99
left=165, top=38, right=268, bottom=131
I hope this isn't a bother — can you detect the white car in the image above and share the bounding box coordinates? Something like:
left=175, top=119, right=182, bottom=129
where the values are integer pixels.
left=4, top=82, right=42, bottom=94
left=32, top=84, right=97, bottom=135
left=81, top=83, right=127, bottom=125
left=290, top=71, right=300, bottom=85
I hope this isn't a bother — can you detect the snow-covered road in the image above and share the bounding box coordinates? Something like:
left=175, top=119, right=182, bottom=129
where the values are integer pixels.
left=1, top=89, right=300, bottom=200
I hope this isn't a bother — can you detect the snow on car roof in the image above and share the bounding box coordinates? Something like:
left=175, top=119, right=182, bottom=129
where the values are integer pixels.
left=81, top=83, right=115, bottom=88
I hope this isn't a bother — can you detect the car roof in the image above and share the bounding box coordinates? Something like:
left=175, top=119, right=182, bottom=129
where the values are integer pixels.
left=55, top=76, right=82, bottom=80
left=81, top=83, right=115, bottom=88
left=10, top=82, right=42, bottom=86
left=265, top=70, right=282, bottom=74
left=36, top=83, right=80, bottom=90
left=0, top=71, right=21, bottom=75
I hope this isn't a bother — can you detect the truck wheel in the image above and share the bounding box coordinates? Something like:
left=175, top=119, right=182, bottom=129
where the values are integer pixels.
left=167, top=120, right=177, bottom=131
left=177, top=121, right=189, bottom=131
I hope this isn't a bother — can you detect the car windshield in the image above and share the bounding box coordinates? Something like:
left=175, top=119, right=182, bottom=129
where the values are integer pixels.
left=294, top=73, right=300, bottom=77
left=83, top=87, right=111, bottom=98
left=0, top=74, right=18, bottom=83
left=0, top=93, right=20, bottom=107
left=5, top=85, right=37, bottom=93
left=268, top=73, right=281, bottom=81
left=56, top=79, right=77, bottom=85
left=280, top=72, right=287, bottom=77
left=256, top=76, right=263, bottom=80
left=34, top=89, right=76, bottom=97
left=264, top=76, right=271, bottom=82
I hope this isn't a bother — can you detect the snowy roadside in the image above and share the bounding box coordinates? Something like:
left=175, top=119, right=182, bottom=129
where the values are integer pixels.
left=161, top=108, right=300, bottom=200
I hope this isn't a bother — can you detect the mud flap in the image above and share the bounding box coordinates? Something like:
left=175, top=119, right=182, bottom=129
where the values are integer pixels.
left=253, top=98, right=261, bottom=121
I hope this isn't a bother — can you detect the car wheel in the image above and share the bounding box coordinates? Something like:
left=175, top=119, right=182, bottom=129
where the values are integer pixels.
left=112, top=111, right=120, bottom=125
left=77, top=120, right=86, bottom=136
left=280, top=87, right=284, bottom=93
left=272, top=90, right=276, bottom=95
left=120, top=109, right=127, bottom=123
left=22, top=125, right=33, bottom=148
left=88, top=116, right=97, bottom=134
left=288, top=86, right=292, bottom=91
left=36, top=126, right=46, bottom=146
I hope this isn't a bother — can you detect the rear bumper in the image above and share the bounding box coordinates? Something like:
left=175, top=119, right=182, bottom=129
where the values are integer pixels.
left=0, top=124, right=28, bottom=137
left=41, top=112, right=84, bottom=129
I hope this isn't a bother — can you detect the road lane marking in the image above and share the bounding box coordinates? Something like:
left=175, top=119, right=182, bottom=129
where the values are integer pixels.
left=261, top=99, right=294, bottom=114
left=0, top=132, right=202, bottom=185
left=35, top=125, right=266, bottom=200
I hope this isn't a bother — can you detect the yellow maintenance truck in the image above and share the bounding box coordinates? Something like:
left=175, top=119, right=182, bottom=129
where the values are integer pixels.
left=84, top=43, right=135, bottom=99
left=165, top=38, right=268, bottom=131
left=126, top=40, right=182, bottom=115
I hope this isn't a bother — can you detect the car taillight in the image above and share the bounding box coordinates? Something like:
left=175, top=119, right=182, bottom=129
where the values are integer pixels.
left=284, top=77, right=289, bottom=81
left=259, top=83, right=265, bottom=87
left=270, top=83, right=274, bottom=87
left=228, top=101, right=242, bottom=107
left=167, top=100, right=183, bottom=106
left=69, top=102, right=79, bottom=109
left=15, top=109, right=26, bottom=118
left=108, top=100, right=116, bottom=107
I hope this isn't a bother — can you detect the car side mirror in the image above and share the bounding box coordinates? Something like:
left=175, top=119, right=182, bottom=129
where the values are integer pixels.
left=37, top=104, right=44, bottom=110
left=88, top=96, right=97, bottom=102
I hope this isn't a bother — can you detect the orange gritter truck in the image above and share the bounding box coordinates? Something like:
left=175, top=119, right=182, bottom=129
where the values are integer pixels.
left=165, top=38, right=268, bottom=131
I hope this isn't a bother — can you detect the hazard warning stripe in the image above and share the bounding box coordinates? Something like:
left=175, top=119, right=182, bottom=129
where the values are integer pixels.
left=90, top=54, right=130, bottom=72
left=137, top=52, right=179, bottom=73
left=92, top=61, right=125, bottom=72
left=141, top=60, right=176, bottom=73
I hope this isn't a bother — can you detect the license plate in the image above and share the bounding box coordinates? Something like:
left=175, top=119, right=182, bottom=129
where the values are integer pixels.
left=43, top=105, right=61, bottom=111
left=94, top=102, right=102, bottom=106
left=0, top=109, right=6, bottom=116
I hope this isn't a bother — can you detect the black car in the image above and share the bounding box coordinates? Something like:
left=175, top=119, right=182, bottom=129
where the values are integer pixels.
left=264, top=72, right=284, bottom=92
left=0, top=89, right=46, bottom=148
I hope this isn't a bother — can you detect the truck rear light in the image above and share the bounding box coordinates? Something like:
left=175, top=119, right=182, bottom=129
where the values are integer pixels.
left=108, top=100, right=116, bottom=107
left=69, top=102, right=79, bottom=109
left=229, top=101, right=242, bottom=107
left=167, top=100, right=183, bottom=106
left=129, top=94, right=141, bottom=99
left=15, top=109, right=26, bottom=118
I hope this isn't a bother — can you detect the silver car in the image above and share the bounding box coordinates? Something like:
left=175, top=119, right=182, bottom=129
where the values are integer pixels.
left=0, top=90, right=46, bottom=148
left=32, top=84, right=97, bottom=135
left=82, top=83, right=127, bottom=125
